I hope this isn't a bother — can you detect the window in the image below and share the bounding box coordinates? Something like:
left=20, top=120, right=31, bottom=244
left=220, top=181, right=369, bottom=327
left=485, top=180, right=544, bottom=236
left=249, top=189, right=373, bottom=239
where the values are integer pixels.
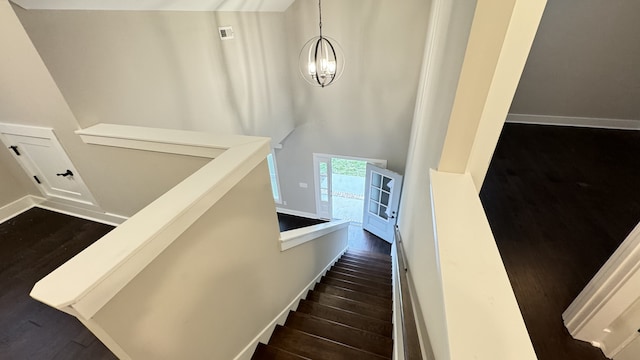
left=267, top=152, right=282, bottom=204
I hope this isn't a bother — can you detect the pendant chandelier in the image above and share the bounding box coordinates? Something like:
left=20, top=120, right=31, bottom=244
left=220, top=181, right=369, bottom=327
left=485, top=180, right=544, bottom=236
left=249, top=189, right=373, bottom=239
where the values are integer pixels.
left=298, top=0, right=344, bottom=87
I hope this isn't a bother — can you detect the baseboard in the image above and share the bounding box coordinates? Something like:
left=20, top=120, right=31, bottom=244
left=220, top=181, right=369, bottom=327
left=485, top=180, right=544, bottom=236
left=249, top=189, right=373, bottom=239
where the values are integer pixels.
left=37, top=199, right=128, bottom=226
left=507, top=114, right=640, bottom=130
left=275, top=207, right=320, bottom=220
left=232, top=245, right=348, bottom=360
left=0, top=195, right=44, bottom=224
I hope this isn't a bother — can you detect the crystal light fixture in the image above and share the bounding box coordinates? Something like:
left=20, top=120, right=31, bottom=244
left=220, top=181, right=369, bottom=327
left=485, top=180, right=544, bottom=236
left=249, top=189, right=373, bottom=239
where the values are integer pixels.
left=298, top=0, right=344, bottom=87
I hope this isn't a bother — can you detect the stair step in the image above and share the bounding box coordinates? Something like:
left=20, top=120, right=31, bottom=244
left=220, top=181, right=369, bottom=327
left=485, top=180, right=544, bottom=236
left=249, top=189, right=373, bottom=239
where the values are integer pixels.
left=330, top=267, right=392, bottom=286
left=284, top=311, right=393, bottom=358
left=313, top=283, right=392, bottom=309
left=296, top=299, right=393, bottom=337
left=251, top=343, right=309, bottom=360
left=342, top=253, right=391, bottom=265
left=337, top=258, right=391, bottom=273
left=321, top=276, right=392, bottom=298
left=346, top=250, right=392, bottom=262
left=331, top=265, right=391, bottom=284
left=306, top=290, right=392, bottom=321
left=268, top=325, right=388, bottom=360
left=333, top=262, right=392, bottom=278
left=325, top=272, right=392, bottom=291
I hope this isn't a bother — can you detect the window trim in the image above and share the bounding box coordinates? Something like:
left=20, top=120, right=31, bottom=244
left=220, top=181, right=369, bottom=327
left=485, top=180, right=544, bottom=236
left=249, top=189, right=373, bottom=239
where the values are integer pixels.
left=267, top=151, right=282, bottom=204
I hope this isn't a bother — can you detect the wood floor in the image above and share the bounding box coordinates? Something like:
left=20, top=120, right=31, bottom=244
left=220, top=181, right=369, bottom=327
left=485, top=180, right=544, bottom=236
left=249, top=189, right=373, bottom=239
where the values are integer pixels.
left=480, top=124, right=640, bottom=360
left=0, top=207, right=116, bottom=360
left=1, top=208, right=388, bottom=359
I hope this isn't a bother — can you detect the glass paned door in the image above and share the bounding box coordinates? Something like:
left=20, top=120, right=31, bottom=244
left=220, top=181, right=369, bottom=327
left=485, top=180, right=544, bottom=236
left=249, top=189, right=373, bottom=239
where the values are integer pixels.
left=362, top=163, right=403, bottom=243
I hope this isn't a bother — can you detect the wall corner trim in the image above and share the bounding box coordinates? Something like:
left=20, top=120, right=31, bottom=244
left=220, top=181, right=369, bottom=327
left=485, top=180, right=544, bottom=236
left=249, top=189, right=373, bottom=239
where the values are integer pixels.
left=507, top=114, right=640, bottom=130
left=0, top=195, right=44, bottom=224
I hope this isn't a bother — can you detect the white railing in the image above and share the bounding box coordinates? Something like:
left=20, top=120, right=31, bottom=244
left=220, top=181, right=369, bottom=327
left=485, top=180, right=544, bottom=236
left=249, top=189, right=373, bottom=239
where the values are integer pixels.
left=429, top=169, right=537, bottom=359
left=280, top=219, right=350, bottom=251
left=563, top=221, right=640, bottom=359
left=30, top=124, right=271, bottom=319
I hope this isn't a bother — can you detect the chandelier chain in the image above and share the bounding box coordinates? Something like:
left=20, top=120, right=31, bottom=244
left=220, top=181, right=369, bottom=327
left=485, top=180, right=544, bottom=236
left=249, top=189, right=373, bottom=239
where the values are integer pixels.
left=318, top=0, right=323, bottom=38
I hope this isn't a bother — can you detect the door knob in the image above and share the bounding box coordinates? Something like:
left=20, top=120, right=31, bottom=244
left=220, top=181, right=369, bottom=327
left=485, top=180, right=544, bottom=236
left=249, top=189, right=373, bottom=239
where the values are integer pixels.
left=56, top=170, right=74, bottom=177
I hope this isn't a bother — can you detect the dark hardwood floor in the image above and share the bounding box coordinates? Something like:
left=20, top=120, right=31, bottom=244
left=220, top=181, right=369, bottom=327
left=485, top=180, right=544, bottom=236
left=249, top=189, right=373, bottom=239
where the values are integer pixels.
left=0, top=207, right=116, bottom=360
left=277, top=212, right=391, bottom=255
left=480, top=123, right=640, bottom=360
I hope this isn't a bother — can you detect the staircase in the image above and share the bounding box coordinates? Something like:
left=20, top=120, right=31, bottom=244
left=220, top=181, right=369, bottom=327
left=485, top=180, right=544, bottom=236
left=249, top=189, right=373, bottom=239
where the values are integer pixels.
left=252, top=249, right=393, bottom=359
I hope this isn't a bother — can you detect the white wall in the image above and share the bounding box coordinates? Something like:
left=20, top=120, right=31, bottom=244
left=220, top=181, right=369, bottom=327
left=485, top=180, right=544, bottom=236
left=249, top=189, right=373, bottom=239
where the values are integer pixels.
left=0, top=1, right=210, bottom=217
left=396, top=1, right=478, bottom=358
left=398, top=0, right=546, bottom=357
left=13, top=7, right=295, bottom=146
left=276, top=0, right=430, bottom=214
left=91, top=161, right=348, bottom=359
left=510, top=0, right=640, bottom=122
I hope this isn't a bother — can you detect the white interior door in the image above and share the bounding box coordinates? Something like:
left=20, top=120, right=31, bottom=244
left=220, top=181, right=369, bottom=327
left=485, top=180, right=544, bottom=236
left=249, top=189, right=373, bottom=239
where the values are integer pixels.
left=0, top=127, right=99, bottom=208
left=313, top=154, right=332, bottom=219
left=363, top=163, right=403, bottom=243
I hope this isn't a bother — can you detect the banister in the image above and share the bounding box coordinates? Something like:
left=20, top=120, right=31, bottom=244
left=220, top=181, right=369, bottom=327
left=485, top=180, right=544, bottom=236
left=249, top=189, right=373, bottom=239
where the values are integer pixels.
left=394, top=226, right=423, bottom=359
left=30, top=124, right=271, bottom=320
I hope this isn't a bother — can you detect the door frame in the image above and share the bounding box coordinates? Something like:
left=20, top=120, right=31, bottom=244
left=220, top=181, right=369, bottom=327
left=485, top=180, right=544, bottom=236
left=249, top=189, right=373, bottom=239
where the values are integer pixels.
left=312, top=153, right=387, bottom=220
left=0, top=123, right=101, bottom=211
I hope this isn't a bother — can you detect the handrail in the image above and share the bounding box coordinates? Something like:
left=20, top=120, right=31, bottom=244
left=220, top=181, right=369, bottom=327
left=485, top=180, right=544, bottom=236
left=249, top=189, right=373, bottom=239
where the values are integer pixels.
left=30, top=124, right=271, bottom=319
left=394, top=226, right=423, bottom=360
left=280, top=220, right=350, bottom=251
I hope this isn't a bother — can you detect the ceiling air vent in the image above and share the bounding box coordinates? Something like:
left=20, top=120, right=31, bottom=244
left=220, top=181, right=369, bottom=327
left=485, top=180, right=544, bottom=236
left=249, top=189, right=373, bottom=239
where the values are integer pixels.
left=218, top=26, right=234, bottom=40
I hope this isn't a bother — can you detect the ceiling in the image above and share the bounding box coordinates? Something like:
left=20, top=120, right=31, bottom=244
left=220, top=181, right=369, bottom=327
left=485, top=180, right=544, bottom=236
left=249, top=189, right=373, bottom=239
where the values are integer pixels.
left=10, top=0, right=296, bottom=12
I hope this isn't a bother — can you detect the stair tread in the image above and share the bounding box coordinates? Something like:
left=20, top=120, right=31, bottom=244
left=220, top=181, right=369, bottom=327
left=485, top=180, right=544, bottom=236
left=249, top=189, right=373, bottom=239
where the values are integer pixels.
left=343, top=253, right=392, bottom=265
left=321, top=277, right=392, bottom=298
left=331, top=266, right=392, bottom=283
left=346, top=249, right=392, bottom=261
left=338, top=258, right=392, bottom=271
left=333, top=263, right=392, bottom=278
left=336, top=259, right=391, bottom=275
left=252, top=343, right=310, bottom=360
left=268, top=325, right=389, bottom=360
left=326, top=272, right=392, bottom=290
left=285, top=311, right=393, bottom=358
left=313, top=283, right=392, bottom=308
left=306, top=290, right=392, bottom=321
left=296, top=299, right=393, bottom=338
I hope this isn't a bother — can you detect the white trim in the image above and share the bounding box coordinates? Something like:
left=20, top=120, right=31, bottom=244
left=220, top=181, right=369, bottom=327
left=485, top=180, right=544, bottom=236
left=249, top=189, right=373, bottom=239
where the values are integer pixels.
left=392, top=241, right=405, bottom=360
left=232, top=246, right=347, bottom=360
left=276, top=207, right=320, bottom=220
left=563, top=222, right=640, bottom=358
left=0, top=122, right=55, bottom=138
left=507, top=113, right=640, bottom=130
left=280, top=220, right=350, bottom=251
left=0, top=195, right=44, bottom=224
left=75, top=123, right=261, bottom=157
left=313, top=153, right=388, bottom=168
left=37, top=199, right=128, bottom=226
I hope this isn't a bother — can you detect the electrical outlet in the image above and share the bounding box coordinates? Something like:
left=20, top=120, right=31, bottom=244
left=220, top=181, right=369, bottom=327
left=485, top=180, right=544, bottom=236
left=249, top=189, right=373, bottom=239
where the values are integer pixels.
left=299, top=182, right=308, bottom=188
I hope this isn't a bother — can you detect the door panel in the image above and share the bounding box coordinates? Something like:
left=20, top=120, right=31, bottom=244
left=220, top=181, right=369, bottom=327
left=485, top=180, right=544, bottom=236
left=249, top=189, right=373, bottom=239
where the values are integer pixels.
left=1, top=130, right=98, bottom=207
left=363, top=163, right=403, bottom=243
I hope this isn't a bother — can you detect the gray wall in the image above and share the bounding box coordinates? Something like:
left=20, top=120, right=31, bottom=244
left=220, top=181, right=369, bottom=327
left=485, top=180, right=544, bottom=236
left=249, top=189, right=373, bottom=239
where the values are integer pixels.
left=511, top=0, right=640, bottom=120
left=13, top=7, right=295, bottom=146
left=0, top=1, right=209, bottom=217
left=0, top=148, right=32, bottom=207
left=14, top=0, right=430, bottom=216
left=277, top=0, right=430, bottom=214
